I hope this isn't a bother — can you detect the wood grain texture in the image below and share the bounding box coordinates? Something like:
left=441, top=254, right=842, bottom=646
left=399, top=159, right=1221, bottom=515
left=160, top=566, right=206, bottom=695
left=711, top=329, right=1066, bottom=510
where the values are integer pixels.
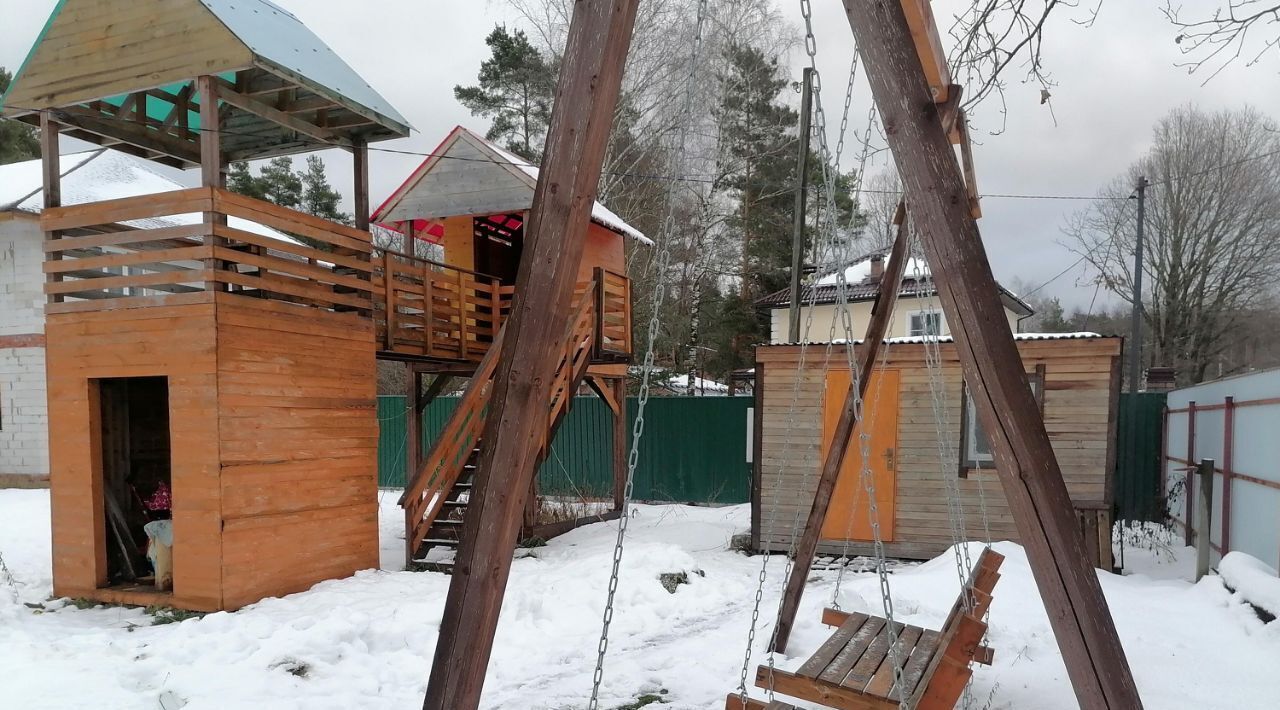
left=422, top=3, right=639, bottom=707
left=841, top=2, right=1141, bottom=707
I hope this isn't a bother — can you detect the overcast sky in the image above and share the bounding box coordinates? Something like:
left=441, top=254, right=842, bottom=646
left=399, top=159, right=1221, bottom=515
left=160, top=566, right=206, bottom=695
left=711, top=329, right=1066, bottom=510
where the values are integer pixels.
left=3, top=0, right=1276, bottom=310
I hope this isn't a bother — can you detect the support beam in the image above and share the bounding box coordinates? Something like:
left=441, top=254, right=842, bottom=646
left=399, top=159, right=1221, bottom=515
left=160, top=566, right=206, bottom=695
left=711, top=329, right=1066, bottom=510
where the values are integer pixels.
left=353, top=138, right=371, bottom=231
left=771, top=203, right=910, bottom=653
left=421, top=2, right=639, bottom=708
left=197, top=75, right=226, bottom=293
left=611, top=377, right=628, bottom=511
left=842, top=2, right=1142, bottom=708
left=52, top=107, right=200, bottom=165
left=41, top=114, right=63, bottom=304
left=214, top=82, right=351, bottom=148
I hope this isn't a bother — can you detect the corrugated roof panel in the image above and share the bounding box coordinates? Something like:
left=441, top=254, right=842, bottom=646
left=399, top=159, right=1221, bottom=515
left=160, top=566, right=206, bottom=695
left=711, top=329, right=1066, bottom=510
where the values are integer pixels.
left=199, top=0, right=410, bottom=131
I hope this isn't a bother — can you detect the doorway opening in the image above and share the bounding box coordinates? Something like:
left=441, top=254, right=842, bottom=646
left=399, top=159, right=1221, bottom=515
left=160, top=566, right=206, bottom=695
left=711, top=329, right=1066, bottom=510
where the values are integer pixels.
left=97, top=377, right=173, bottom=593
left=473, top=213, right=524, bottom=286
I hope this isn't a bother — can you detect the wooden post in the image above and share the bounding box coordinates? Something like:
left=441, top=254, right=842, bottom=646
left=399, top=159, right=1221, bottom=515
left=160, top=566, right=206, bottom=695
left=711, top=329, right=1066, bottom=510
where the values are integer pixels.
left=40, top=113, right=63, bottom=304
left=197, top=75, right=225, bottom=293
left=353, top=138, right=370, bottom=231
left=771, top=204, right=909, bottom=653
left=612, top=377, right=628, bottom=511
left=383, top=251, right=397, bottom=350
left=842, top=2, right=1143, bottom=708
left=421, top=2, right=639, bottom=707
left=405, top=368, right=422, bottom=494
left=1195, top=458, right=1214, bottom=581
left=1221, top=397, right=1234, bottom=554
left=456, top=268, right=469, bottom=359
left=423, top=263, right=435, bottom=356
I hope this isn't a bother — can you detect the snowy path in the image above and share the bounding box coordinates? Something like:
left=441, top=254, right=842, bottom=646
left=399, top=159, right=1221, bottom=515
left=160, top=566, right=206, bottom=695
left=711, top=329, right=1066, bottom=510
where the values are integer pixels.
left=0, top=489, right=1277, bottom=709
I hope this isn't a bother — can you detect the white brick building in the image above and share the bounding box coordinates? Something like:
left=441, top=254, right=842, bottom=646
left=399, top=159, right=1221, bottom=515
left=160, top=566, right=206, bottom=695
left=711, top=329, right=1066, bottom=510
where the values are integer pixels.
left=1, top=149, right=203, bottom=485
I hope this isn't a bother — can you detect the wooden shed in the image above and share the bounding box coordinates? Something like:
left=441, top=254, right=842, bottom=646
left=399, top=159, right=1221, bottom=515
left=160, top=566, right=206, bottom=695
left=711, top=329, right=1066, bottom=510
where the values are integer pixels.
left=3, top=0, right=410, bottom=611
left=753, top=334, right=1121, bottom=568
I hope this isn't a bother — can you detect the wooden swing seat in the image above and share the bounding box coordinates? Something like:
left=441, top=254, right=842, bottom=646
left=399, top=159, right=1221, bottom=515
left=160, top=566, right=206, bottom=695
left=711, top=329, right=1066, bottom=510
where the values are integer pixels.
left=726, top=548, right=1004, bottom=710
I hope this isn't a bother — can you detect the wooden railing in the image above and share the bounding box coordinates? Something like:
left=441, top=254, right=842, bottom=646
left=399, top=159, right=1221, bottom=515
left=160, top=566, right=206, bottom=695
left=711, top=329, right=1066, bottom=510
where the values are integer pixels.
left=595, top=266, right=631, bottom=357
left=41, top=187, right=374, bottom=314
left=400, top=281, right=599, bottom=558
left=374, top=250, right=515, bottom=362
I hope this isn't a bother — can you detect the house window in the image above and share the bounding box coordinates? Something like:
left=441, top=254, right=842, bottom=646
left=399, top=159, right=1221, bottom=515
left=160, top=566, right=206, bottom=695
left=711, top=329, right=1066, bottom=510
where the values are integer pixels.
left=908, top=310, right=943, bottom=337
left=961, top=365, right=1045, bottom=473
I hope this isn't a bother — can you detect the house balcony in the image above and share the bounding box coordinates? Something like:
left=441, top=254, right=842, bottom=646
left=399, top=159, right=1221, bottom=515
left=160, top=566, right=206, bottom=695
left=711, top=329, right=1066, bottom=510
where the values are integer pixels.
left=41, top=188, right=632, bottom=365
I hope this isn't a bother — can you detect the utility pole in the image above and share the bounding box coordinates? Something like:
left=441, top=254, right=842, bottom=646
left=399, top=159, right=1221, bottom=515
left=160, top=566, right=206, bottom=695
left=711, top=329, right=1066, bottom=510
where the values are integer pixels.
left=787, top=67, right=814, bottom=343
left=1129, top=176, right=1149, bottom=392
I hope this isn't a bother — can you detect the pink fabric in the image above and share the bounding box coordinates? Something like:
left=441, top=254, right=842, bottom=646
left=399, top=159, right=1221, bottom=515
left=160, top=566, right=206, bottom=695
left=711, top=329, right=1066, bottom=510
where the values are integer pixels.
left=144, top=482, right=171, bottom=512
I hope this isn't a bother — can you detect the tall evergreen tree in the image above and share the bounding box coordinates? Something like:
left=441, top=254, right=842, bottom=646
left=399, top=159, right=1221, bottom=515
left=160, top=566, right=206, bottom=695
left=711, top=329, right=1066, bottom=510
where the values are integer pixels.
left=300, top=156, right=351, bottom=225
left=454, top=25, right=555, bottom=161
left=0, top=68, right=39, bottom=165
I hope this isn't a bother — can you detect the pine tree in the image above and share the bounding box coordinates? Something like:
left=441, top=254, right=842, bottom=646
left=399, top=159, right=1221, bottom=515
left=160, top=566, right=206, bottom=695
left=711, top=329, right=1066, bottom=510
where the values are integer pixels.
left=258, top=156, right=302, bottom=209
left=227, top=161, right=266, bottom=200
left=454, top=25, right=555, bottom=162
left=0, top=67, right=39, bottom=165
left=300, top=156, right=351, bottom=225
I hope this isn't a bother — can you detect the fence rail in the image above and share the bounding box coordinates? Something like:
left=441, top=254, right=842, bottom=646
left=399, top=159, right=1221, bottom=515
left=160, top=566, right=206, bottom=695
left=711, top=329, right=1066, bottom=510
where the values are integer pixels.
left=378, top=395, right=753, bottom=505
left=1164, top=369, right=1280, bottom=569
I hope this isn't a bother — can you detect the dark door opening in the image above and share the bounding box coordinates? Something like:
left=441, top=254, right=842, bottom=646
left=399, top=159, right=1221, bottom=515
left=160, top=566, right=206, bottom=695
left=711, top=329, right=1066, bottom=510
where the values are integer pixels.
left=472, top=213, right=524, bottom=285
left=97, top=377, right=172, bottom=592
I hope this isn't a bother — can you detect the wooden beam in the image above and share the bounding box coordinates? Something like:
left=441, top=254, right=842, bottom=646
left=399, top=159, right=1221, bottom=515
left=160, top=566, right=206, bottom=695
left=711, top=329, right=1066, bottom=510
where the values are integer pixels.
left=215, top=82, right=351, bottom=148
left=353, top=139, right=370, bottom=231
left=842, top=2, right=1142, bottom=708
left=420, top=2, right=640, bottom=708
left=198, top=76, right=225, bottom=293
left=771, top=204, right=911, bottom=653
left=41, top=114, right=63, bottom=304
left=51, top=108, right=199, bottom=165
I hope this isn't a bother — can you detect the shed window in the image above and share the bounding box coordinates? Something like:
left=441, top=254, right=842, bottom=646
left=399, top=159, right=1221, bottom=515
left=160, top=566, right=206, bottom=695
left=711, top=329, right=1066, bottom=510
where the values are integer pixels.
left=908, top=311, right=943, bottom=337
left=961, top=366, right=1045, bottom=472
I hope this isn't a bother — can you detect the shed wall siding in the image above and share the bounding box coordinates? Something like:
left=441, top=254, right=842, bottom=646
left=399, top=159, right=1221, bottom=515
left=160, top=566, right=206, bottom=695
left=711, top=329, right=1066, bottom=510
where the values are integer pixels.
left=214, top=295, right=378, bottom=609
left=756, top=339, right=1119, bottom=559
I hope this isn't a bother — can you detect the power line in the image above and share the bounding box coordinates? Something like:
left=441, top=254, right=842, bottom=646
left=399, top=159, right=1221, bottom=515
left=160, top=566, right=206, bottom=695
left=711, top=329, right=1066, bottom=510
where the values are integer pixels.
left=11, top=103, right=1144, bottom=203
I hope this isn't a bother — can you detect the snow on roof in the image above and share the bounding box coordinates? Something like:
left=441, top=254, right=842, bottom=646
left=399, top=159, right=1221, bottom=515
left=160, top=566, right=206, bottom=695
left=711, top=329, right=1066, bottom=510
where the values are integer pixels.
left=770, top=332, right=1108, bottom=346
left=815, top=255, right=929, bottom=286
left=0, top=149, right=299, bottom=244
left=473, top=129, right=651, bottom=245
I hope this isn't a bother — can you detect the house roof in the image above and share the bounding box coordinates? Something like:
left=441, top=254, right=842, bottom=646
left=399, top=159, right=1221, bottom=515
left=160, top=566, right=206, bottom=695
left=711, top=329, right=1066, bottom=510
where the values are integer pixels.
left=757, top=251, right=1034, bottom=318
left=767, top=332, right=1112, bottom=347
left=371, top=125, right=650, bottom=244
left=1, top=0, right=409, bottom=165
left=0, top=149, right=298, bottom=244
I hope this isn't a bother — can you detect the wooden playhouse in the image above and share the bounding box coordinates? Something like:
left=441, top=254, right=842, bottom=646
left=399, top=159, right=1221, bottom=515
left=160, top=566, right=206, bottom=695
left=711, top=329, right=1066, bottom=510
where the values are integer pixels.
left=2, top=0, right=413, bottom=611
left=372, top=125, right=642, bottom=567
left=753, top=334, right=1121, bottom=568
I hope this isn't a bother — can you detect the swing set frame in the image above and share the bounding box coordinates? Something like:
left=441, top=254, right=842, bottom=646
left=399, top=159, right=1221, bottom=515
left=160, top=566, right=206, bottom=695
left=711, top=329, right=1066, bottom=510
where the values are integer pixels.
left=420, top=1, right=1144, bottom=709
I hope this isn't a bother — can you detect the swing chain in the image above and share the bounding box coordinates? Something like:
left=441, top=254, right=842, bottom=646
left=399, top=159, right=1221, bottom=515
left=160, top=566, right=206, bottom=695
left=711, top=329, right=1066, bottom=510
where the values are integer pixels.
left=588, top=1, right=708, bottom=705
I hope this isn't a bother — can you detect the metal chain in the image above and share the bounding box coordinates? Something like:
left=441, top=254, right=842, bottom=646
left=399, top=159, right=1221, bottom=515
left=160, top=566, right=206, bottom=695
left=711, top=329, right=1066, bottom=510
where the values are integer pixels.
left=912, top=237, right=975, bottom=608
left=588, top=1, right=708, bottom=705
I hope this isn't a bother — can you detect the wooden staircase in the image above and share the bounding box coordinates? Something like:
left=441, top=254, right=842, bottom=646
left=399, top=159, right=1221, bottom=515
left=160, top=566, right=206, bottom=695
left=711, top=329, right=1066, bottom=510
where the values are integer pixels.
left=399, top=278, right=605, bottom=568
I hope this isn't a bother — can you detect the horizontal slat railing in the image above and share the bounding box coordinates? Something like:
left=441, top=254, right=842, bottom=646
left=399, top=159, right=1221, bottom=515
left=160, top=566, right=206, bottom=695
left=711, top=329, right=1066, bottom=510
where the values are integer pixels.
left=41, top=187, right=375, bottom=314
left=376, top=248, right=514, bottom=362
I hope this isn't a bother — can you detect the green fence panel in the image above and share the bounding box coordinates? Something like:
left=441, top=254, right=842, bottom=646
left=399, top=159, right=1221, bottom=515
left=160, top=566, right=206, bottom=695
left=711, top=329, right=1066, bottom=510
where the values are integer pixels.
left=1114, top=392, right=1167, bottom=522
left=626, top=396, right=752, bottom=503
left=375, top=395, right=753, bottom=504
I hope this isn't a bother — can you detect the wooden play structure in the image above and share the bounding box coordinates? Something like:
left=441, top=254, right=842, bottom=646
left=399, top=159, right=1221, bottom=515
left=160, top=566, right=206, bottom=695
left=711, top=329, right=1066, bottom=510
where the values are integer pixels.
left=372, top=125, right=638, bottom=566
left=2, top=0, right=638, bottom=611
left=416, top=1, right=1144, bottom=710
left=0, top=0, right=414, bottom=612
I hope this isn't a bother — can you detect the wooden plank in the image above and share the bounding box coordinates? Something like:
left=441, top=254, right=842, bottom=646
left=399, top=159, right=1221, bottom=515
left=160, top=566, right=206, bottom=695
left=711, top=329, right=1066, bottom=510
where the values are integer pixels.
left=40, top=188, right=215, bottom=232
left=754, top=667, right=898, bottom=710
left=41, top=113, right=63, bottom=303
left=798, top=612, right=871, bottom=678
left=212, top=224, right=371, bottom=271
left=43, top=245, right=212, bottom=273
left=819, top=616, right=885, bottom=685
left=421, top=3, right=639, bottom=707
left=841, top=3, right=1142, bottom=708
left=44, top=223, right=210, bottom=252
left=862, top=624, right=923, bottom=697
left=214, top=83, right=349, bottom=147
left=772, top=209, right=911, bottom=653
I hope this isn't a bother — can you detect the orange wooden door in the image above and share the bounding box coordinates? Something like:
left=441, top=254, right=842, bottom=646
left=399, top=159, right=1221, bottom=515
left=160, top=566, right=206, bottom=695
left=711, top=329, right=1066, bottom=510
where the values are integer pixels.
left=820, top=368, right=899, bottom=542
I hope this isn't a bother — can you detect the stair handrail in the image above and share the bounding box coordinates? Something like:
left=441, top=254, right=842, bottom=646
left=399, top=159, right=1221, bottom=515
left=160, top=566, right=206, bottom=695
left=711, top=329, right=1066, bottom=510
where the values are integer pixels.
left=401, top=275, right=600, bottom=560
left=400, top=325, right=506, bottom=544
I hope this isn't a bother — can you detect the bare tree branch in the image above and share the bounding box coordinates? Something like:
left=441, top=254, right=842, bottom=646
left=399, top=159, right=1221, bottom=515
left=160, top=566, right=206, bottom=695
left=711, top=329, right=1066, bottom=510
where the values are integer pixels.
left=1163, top=1, right=1280, bottom=82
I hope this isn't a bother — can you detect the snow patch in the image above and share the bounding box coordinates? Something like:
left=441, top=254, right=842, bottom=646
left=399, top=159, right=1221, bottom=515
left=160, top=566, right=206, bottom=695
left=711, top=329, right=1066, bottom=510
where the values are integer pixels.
left=1220, top=552, right=1280, bottom=619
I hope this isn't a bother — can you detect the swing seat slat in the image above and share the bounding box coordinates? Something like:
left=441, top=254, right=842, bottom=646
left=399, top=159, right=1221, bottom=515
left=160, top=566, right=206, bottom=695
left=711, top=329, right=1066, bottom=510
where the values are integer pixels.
left=727, top=548, right=1004, bottom=710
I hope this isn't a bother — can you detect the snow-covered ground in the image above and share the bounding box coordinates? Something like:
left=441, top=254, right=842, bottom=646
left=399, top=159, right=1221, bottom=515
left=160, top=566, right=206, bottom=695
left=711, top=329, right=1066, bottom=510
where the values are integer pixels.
left=1, top=488, right=1277, bottom=709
